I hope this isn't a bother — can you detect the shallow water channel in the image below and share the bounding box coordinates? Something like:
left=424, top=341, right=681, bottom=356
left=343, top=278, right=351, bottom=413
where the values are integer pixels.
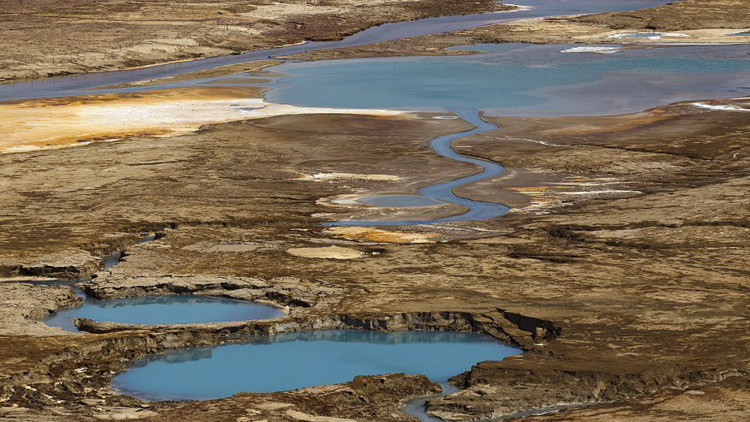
left=330, top=108, right=510, bottom=226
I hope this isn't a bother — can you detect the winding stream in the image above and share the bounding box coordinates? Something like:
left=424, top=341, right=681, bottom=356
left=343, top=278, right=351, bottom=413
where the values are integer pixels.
left=329, top=108, right=510, bottom=226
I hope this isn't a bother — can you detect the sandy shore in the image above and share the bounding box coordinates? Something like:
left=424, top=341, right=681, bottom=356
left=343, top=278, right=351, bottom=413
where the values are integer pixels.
left=0, top=86, right=404, bottom=153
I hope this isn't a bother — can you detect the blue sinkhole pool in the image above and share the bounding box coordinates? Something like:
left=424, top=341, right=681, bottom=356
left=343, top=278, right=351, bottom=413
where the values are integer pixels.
left=111, top=330, right=520, bottom=401
left=45, top=294, right=285, bottom=332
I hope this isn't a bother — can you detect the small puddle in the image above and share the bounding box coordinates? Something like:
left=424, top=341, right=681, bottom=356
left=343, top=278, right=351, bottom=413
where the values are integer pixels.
left=44, top=294, right=284, bottom=332
left=101, top=251, right=124, bottom=270
left=358, top=194, right=446, bottom=208
left=609, top=32, right=690, bottom=40
left=102, top=233, right=157, bottom=270
left=111, top=330, right=520, bottom=401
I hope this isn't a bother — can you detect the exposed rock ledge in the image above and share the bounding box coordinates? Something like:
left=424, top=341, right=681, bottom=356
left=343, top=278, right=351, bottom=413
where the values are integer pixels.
left=74, top=309, right=560, bottom=350
left=82, top=274, right=346, bottom=314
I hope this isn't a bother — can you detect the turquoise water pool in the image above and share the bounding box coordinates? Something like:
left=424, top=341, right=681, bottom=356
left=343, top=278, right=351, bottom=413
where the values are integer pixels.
left=112, top=330, right=519, bottom=401
left=45, top=294, right=284, bottom=332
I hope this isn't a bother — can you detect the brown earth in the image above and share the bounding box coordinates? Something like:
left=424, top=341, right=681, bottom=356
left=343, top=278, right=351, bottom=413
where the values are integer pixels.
left=467, top=0, right=750, bottom=46
left=0, top=97, right=748, bottom=420
left=0, top=0, right=509, bottom=82
left=572, top=0, right=750, bottom=32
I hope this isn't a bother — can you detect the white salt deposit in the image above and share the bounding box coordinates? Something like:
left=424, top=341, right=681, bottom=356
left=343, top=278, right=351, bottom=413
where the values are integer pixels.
left=561, top=46, right=621, bottom=54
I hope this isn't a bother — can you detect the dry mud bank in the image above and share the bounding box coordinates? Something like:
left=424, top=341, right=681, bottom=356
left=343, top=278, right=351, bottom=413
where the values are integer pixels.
left=283, top=0, right=750, bottom=61
left=0, top=84, right=403, bottom=153
left=0, top=101, right=748, bottom=420
left=0, top=0, right=509, bottom=82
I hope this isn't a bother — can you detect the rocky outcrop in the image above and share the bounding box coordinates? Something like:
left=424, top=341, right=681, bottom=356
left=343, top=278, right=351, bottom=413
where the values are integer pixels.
left=430, top=365, right=749, bottom=421
left=0, top=283, right=79, bottom=336
left=74, top=309, right=559, bottom=350
left=83, top=274, right=345, bottom=313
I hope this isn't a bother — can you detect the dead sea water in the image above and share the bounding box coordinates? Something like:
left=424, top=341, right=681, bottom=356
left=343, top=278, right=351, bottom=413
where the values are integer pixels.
left=266, top=44, right=750, bottom=117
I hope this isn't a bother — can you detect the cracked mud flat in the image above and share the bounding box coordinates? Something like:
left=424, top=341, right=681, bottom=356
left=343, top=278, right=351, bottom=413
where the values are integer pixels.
left=0, top=96, right=748, bottom=420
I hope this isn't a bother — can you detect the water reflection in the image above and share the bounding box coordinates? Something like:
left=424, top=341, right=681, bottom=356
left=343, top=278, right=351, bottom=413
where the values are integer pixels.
left=112, top=330, right=520, bottom=401
left=45, top=295, right=284, bottom=332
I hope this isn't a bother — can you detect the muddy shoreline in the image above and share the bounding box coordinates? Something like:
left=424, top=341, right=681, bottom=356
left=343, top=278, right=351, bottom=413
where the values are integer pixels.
left=0, top=0, right=510, bottom=83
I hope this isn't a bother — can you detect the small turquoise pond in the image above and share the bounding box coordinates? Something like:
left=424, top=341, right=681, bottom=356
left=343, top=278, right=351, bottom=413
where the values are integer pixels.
left=45, top=294, right=284, bottom=332
left=112, top=330, right=519, bottom=401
